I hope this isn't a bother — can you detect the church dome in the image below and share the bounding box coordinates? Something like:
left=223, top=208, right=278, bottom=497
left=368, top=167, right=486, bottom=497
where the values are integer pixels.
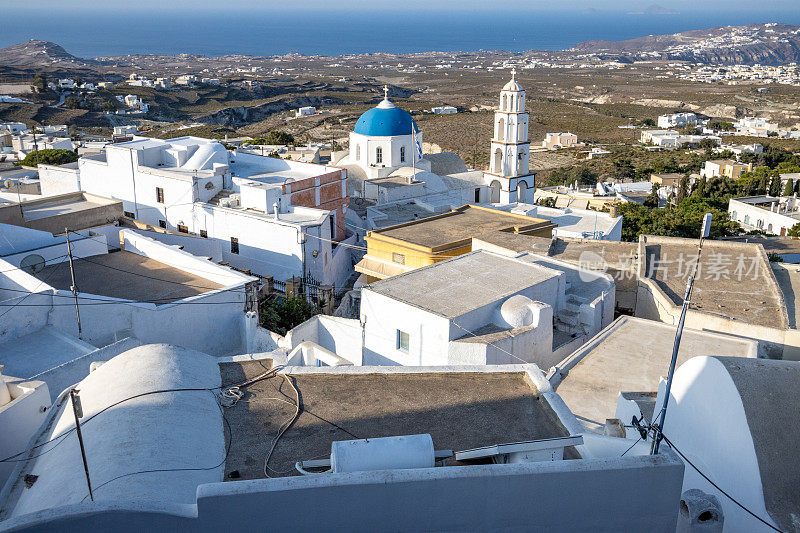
left=354, top=98, right=419, bottom=137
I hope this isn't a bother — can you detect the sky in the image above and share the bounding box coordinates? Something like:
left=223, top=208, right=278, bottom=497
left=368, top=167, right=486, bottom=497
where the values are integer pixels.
left=1, top=0, right=798, bottom=11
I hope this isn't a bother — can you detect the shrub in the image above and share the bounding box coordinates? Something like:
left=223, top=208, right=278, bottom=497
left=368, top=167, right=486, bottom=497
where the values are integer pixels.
left=17, top=148, right=78, bottom=167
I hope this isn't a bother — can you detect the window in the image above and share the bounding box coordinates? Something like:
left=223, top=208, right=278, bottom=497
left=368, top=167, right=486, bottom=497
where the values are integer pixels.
left=177, top=224, right=188, bottom=233
left=158, top=220, right=166, bottom=228
left=156, top=187, right=165, bottom=203
left=392, top=252, right=405, bottom=265
left=730, top=211, right=737, bottom=221
left=356, top=144, right=360, bottom=160
left=474, top=188, right=481, bottom=203
left=123, top=211, right=135, bottom=219
left=230, top=237, right=239, bottom=254
left=400, top=146, right=406, bottom=163
left=376, top=147, right=383, bottom=164
left=396, top=329, right=409, bottom=352
left=200, top=229, right=208, bottom=238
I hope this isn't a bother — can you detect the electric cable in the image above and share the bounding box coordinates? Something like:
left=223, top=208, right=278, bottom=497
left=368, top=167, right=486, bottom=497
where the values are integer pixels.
left=660, top=433, right=783, bottom=533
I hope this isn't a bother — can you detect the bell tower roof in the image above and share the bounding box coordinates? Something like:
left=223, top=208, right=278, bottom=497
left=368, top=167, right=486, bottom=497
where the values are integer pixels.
left=502, top=68, right=523, bottom=92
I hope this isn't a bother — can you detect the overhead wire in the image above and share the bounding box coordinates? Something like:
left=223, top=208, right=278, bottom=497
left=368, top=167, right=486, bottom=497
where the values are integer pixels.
left=659, top=432, right=783, bottom=533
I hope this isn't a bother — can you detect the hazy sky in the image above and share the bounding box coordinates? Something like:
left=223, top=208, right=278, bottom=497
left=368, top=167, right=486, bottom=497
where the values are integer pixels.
left=2, top=0, right=798, bottom=11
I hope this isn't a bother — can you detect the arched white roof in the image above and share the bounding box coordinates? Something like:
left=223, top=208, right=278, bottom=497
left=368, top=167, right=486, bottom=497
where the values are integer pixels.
left=8, top=344, right=224, bottom=518
left=181, top=141, right=228, bottom=171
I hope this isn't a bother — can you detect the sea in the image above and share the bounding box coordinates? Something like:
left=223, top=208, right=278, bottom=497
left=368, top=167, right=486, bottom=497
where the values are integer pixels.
left=2, top=8, right=800, bottom=58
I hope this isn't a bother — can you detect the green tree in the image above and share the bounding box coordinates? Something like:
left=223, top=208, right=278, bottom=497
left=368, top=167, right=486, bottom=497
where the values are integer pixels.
left=73, top=76, right=83, bottom=88
left=260, top=296, right=318, bottom=335
left=268, top=131, right=294, bottom=145
left=30, top=73, right=48, bottom=93
left=769, top=172, right=782, bottom=197
left=783, top=178, right=795, bottom=197
left=613, top=158, right=636, bottom=180
left=644, top=186, right=660, bottom=208
left=677, top=175, right=689, bottom=203
left=17, top=148, right=79, bottom=167
left=789, top=223, right=800, bottom=238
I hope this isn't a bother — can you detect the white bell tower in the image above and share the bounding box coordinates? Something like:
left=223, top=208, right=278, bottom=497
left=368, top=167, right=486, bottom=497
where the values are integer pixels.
left=484, top=69, right=535, bottom=203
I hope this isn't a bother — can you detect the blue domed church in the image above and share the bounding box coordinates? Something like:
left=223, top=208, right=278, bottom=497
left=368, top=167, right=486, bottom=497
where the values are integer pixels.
left=343, top=86, right=430, bottom=179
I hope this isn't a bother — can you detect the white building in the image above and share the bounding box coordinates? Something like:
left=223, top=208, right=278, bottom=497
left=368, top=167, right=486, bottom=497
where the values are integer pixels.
left=175, top=75, right=197, bottom=86
left=57, top=79, right=75, bottom=89
left=485, top=69, right=534, bottom=203
left=493, top=203, right=623, bottom=241
left=542, top=132, right=579, bottom=149
left=0, top=122, right=28, bottom=135
left=37, top=137, right=353, bottom=287
left=295, top=106, right=316, bottom=117
left=359, top=249, right=614, bottom=368
left=0, top=223, right=258, bottom=355
left=0, top=346, right=686, bottom=531
left=431, top=105, right=457, bottom=114
left=657, top=112, right=697, bottom=129
left=729, top=195, right=800, bottom=236
left=113, top=125, right=139, bottom=136
left=736, top=117, right=779, bottom=136
left=0, top=371, right=50, bottom=487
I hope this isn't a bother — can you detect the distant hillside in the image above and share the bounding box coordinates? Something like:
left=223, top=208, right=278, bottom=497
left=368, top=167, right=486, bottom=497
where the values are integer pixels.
left=0, top=39, right=96, bottom=68
left=572, top=23, right=800, bottom=65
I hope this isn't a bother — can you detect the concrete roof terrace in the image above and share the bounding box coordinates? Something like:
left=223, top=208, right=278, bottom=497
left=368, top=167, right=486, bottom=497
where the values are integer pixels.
left=368, top=204, right=556, bottom=252
left=366, top=250, right=560, bottom=318
left=0, top=191, right=123, bottom=235
left=642, top=236, right=788, bottom=329
left=552, top=316, right=758, bottom=434
left=220, top=362, right=574, bottom=481
left=34, top=250, right=223, bottom=304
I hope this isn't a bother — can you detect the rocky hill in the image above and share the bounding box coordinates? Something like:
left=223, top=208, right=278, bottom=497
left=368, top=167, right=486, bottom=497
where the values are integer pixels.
left=572, top=23, right=800, bottom=65
left=0, top=39, right=96, bottom=68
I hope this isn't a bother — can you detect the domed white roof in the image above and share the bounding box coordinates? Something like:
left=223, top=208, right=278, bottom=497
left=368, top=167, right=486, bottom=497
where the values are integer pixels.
left=502, top=69, right=523, bottom=92
left=181, top=141, right=228, bottom=171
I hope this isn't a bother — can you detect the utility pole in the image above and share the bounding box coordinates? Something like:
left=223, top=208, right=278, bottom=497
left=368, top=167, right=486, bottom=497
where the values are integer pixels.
left=69, top=389, right=94, bottom=501
left=651, top=213, right=712, bottom=455
left=32, top=126, right=40, bottom=167
left=16, top=182, right=24, bottom=220
left=65, top=228, right=83, bottom=339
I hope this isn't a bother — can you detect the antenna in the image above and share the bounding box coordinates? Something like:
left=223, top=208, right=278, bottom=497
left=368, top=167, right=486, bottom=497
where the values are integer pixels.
left=651, top=213, right=712, bottom=455
left=65, top=228, right=83, bottom=339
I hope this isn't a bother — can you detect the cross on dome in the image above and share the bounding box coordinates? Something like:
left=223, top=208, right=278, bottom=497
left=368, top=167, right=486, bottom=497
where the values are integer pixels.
left=511, top=68, right=516, bottom=80
left=383, top=85, right=389, bottom=100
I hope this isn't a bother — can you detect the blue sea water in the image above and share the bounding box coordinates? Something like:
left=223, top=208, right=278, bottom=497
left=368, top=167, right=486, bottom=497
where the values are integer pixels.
left=2, top=8, right=799, bottom=58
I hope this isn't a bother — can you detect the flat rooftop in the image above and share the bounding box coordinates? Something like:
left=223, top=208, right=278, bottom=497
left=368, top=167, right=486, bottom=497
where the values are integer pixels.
left=220, top=362, right=573, bottom=481
left=643, top=238, right=787, bottom=329
left=366, top=250, right=559, bottom=318
left=369, top=202, right=441, bottom=229
left=0, top=326, right=94, bottom=380
left=35, top=251, right=223, bottom=304
left=554, top=316, right=757, bottom=433
left=20, top=195, right=115, bottom=222
left=365, top=175, right=421, bottom=189
left=371, top=205, right=554, bottom=251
